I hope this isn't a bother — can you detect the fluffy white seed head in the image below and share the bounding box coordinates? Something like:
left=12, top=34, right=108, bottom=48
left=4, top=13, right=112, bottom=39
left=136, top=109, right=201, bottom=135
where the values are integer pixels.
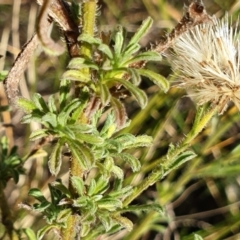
left=169, top=15, right=240, bottom=113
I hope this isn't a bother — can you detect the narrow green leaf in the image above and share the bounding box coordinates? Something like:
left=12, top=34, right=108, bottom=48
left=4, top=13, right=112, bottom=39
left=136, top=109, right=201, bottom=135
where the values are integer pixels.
left=111, top=165, right=124, bottom=179
left=57, top=209, right=72, bottom=224
left=42, top=112, right=58, bottom=128
left=37, top=225, right=59, bottom=240
left=17, top=97, right=36, bottom=112
left=48, top=140, right=63, bottom=176
left=113, top=78, right=148, bottom=108
left=22, top=228, right=37, bottom=240
left=194, top=234, right=203, bottom=240
left=58, top=98, right=81, bottom=126
left=68, top=57, right=99, bottom=70
left=98, top=43, right=113, bottom=59
left=114, top=26, right=124, bottom=57
left=62, top=69, right=90, bottom=82
left=66, top=140, right=94, bottom=170
left=127, top=68, right=141, bottom=86
left=137, top=68, right=169, bottom=92
left=113, top=153, right=141, bottom=172
left=127, top=16, right=153, bottom=47
left=123, top=43, right=141, bottom=57
left=28, top=188, right=47, bottom=202
left=98, top=197, right=122, bottom=211
left=98, top=215, right=112, bottom=231
left=32, top=93, right=48, bottom=112
left=71, top=176, right=85, bottom=196
left=29, top=129, right=48, bottom=141
left=112, top=215, right=133, bottom=231
left=76, top=132, right=104, bottom=145
left=98, top=82, right=111, bottom=106
left=89, top=176, right=109, bottom=196
left=78, top=33, right=102, bottom=45
left=165, top=151, right=197, bottom=173
left=48, top=95, right=57, bottom=113
left=124, top=51, right=162, bottom=65
left=110, top=97, right=127, bottom=129
left=51, top=181, right=71, bottom=198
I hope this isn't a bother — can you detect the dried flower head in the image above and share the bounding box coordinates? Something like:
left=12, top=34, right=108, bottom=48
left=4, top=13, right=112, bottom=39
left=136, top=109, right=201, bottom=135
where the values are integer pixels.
left=169, top=15, right=240, bottom=114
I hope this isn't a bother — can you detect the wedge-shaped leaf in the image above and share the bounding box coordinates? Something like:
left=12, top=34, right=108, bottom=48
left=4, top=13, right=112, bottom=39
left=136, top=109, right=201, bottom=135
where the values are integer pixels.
left=28, top=188, right=47, bottom=202
left=113, top=153, right=141, bottom=172
left=48, top=140, right=63, bottom=176
left=37, top=225, right=60, bottom=240
left=124, top=51, right=162, bottom=66
left=17, top=97, right=36, bottom=112
left=68, top=57, right=99, bottom=70
left=137, top=68, right=169, bottom=93
left=78, top=33, right=102, bottom=45
left=42, top=112, right=58, bottom=128
left=110, top=97, right=127, bottom=130
left=66, top=139, right=94, bottom=170
left=165, top=151, right=197, bottom=174
left=113, top=78, right=148, bottom=108
left=32, top=93, right=49, bottom=112
left=98, top=214, right=112, bottom=231
left=98, top=82, right=111, bottom=106
left=58, top=99, right=81, bottom=126
left=112, top=215, right=133, bottom=231
left=71, top=176, right=85, bottom=196
left=98, top=197, right=122, bottom=211
left=114, top=26, right=124, bottom=57
left=48, top=95, right=57, bottom=113
left=76, top=132, right=104, bottom=145
left=62, top=69, right=90, bottom=82
left=127, top=16, right=153, bottom=48
left=29, top=129, right=49, bottom=141
left=98, top=43, right=114, bottom=59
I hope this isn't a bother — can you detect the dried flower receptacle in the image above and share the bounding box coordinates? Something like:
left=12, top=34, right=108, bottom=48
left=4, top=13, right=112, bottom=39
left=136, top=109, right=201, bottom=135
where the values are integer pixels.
left=169, top=15, right=240, bottom=114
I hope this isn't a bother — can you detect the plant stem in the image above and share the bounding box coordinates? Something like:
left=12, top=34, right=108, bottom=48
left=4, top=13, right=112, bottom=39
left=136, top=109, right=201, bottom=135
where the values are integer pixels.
left=63, top=1, right=97, bottom=239
left=123, top=106, right=218, bottom=206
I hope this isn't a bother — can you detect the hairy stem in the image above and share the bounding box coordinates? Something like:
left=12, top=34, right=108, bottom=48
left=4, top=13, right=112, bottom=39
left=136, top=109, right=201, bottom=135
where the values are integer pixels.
left=123, top=106, right=218, bottom=206
left=63, top=1, right=97, bottom=239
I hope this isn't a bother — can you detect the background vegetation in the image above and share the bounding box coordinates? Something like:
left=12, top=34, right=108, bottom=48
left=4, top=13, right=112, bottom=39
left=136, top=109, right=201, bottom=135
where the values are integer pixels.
left=1, top=0, right=240, bottom=239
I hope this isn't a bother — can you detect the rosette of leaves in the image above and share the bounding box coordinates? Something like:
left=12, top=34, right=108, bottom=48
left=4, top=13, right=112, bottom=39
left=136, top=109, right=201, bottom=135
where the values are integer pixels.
left=62, top=17, right=169, bottom=127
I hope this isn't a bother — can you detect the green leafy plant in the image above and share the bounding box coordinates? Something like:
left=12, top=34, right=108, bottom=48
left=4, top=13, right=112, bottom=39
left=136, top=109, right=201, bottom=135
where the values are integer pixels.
left=1, top=1, right=240, bottom=240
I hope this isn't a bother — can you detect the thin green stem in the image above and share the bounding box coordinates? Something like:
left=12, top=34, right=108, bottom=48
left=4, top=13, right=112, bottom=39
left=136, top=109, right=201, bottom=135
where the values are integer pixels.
left=123, top=106, right=218, bottom=206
